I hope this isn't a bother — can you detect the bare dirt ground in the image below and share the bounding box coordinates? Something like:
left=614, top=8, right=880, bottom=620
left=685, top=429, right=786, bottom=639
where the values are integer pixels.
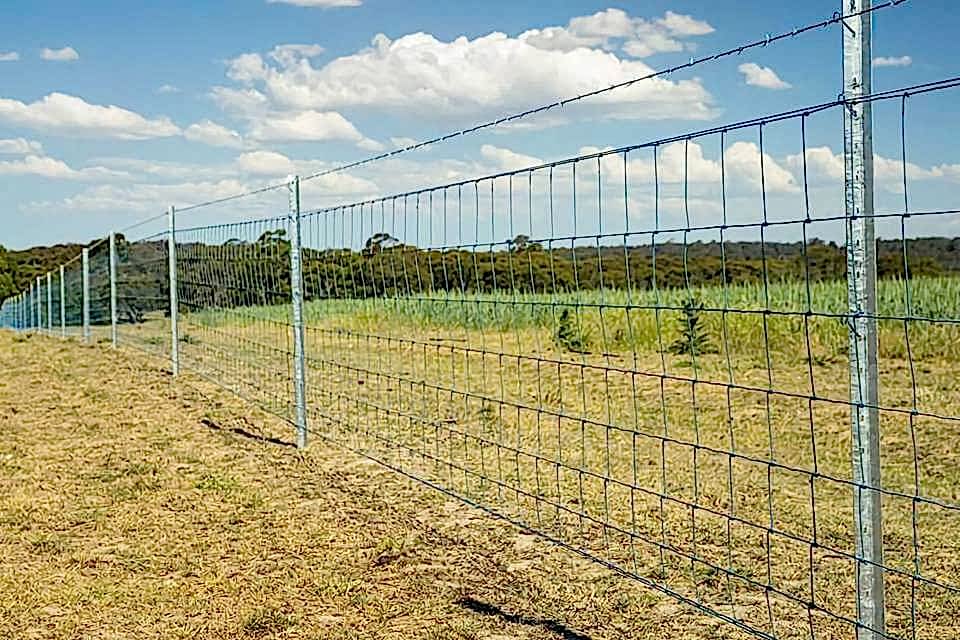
left=0, top=331, right=745, bottom=640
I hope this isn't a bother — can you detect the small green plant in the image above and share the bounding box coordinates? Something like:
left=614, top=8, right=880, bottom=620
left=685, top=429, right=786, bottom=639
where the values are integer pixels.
left=554, top=308, right=587, bottom=353
left=477, top=401, right=498, bottom=436
left=195, top=472, right=239, bottom=494
left=669, top=298, right=714, bottom=356
left=28, top=535, right=65, bottom=556
left=371, top=535, right=407, bottom=566
left=241, top=608, right=295, bottom=637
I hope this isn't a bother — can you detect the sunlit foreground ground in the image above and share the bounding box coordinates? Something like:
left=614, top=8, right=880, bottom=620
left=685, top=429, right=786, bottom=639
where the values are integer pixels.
left=0, top=329, right=777, bottom=640
left=105, top=285, right=960, bottom=640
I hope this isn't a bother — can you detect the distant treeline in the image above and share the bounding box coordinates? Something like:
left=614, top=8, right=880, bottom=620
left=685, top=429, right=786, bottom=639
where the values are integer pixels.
left=122, top=232, right=960, bottom=316
left=0, top=239, right=103, bottom=301
left=5, top=233, right=960, bottom=312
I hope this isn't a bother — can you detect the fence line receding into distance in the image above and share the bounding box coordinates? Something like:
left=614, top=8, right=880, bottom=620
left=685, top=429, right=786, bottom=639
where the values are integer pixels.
left=3, top=2, right=959, bottom=639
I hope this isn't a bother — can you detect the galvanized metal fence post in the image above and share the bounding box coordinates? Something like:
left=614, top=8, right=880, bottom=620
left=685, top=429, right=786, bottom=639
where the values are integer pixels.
left=843, top=2, right=885, bottom=639
left=35, top=277, right=41, bottom=332
left=168, top=206, right=179, bottom=376
left=46, top=272, right=52, bottom=334
left=287, top=174, right=308, bottom=449
left=82, top=248, right=90, bottom=343
left=109, top=232, right=118, bottom=348
left=59, top=264, right=66, bottom=337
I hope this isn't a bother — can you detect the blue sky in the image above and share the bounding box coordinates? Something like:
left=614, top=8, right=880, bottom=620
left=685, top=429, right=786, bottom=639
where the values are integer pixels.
left=0, top=0, right=957, bottom=249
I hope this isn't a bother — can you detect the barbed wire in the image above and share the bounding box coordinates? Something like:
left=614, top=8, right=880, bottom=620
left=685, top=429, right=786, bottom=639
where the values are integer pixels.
left=117, top=211, right=170, bottom=235
left=169, top=75, right=960, bottom=237
left=299, top=0, right=910, bottom=182
left=148, top=0, right=910, bottom=219
left=176, top=180, right=290, bottom=214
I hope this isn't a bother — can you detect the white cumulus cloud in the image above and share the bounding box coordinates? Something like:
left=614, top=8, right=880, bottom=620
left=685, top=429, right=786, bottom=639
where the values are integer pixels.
left=0, top=52, right=19, bottom=62
left=0, top=138, right=43, bottom=155
left=24, top=155, right=379, bottom=214
left=0, top=154, right=127, bottom=181
left=0, top=155, right=81, bottom=179
left=26, top=179, right=255, bottom=214
left=390, top=136, right=418, bottom=149
left=235, top=150, right=295, bottom=176
left=874, top=55, right=912, bottom=68
left=786, top=146, right=939, bottom=193
left=221, top=27, right=715, bottom=122
left=0, top=93, right=180, bottom=140
left=480, top=144, right=543, bottom=171
left=184, top=120, right=245, bottom=148
left=247, top=109, right=381, bottom=150
left=208, top=8, right=716, bottom=153
left=581, top=139, right=798, bottom=194
left=270, top=44, right=325, bottom=65
left=658, top=11, right=715, bottom=36
left=724, top=141, right=798, bottom=193
left=41, top=46, right=79, bottom=62
left=211, top=87, right=271, bottom=116
left=518, top=8, right=713, bottom=58
left=738, top=63, right=791, bottom=90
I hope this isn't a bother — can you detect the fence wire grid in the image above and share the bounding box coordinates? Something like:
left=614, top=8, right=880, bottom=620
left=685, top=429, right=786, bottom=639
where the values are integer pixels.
left=2, top=3, right=959, bottom=640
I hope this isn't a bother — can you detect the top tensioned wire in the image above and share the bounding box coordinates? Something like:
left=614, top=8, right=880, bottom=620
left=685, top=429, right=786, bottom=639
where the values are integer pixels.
left=150, top=0, right=909, bottom=218
left=170, top=75, right=959, bottom=237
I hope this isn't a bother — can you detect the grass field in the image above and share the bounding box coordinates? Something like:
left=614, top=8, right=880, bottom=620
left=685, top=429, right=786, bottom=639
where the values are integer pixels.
left=101, top=274, right=960, bottom=639
left=185, top=276, right=960, bottom=362
left=0, top=330, right=742, bottom=640
left=33, top=273, right=960, bottom=639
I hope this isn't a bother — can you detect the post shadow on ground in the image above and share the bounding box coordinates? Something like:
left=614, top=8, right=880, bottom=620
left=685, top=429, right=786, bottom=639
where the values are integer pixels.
left=201, top=415, right=593, bottom=639
left=199, top=417, right=297, bottom=449
left=457, top=596, right=594, bottom=640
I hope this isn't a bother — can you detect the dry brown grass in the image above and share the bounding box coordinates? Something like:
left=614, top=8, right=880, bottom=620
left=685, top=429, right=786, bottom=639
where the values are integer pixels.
left=9, top=312, right=959, bottom=640
left=157, top=310, right=960, bottom=640
left=0, top=329, right=768, bottom=640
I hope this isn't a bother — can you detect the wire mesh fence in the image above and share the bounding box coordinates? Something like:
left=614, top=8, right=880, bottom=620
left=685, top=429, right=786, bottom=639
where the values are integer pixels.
left=62, top=256, right=84, bottom=337
left=114, top=231, right=172, bottom=357
left=175, top=213, right=297, bottom=421
left=290, top=82, right=960, bottom=640
left=87, top=241, right=112, bottom=342
left=1, top=2, right=958, bottom=638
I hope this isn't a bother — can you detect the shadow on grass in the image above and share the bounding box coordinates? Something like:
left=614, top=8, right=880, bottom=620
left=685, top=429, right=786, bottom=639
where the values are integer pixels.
left=200, top=417, right=297, bottom=449
left=456, top=596, right=593, bottom=640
